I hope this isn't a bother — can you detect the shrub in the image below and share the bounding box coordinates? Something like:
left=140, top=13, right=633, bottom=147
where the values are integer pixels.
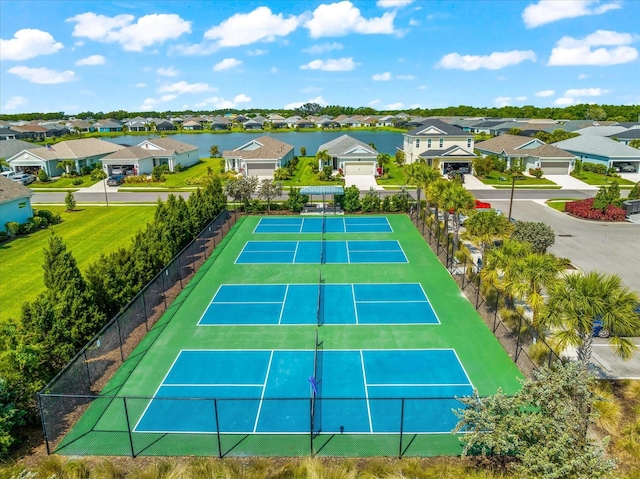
left=342, top=185, right=361, bottom=212
left=361, top=189, right=381, bottom=212
left=311, top=163, right=319, bottom=174
left=0, top=231, right=8, bottom=243
left=5, top=222, right=20, bottom=237
left=300, top=147, right=307, bottom=157
left=531, top=168, right=543, bottom=178
left=71, top=178, right=84, bottom=185
left=273, top=167, right=291, bottom=181
left=511, top=221, right=555, bottom=253
left=219, top=158, right=225, bottom=173
left=80, top=166, right=92, bottom=176
left=18, top=221, right=36, bottom=234
left=37, top=169, right=49, bottom=182
left=565, top=197, right=626, bottom=221
left=628, top=181, right=640, bottom=200
left=284, top=188, right=309, bottom=212
left=493, top=158, right=508, bottom=172
left=173, top=163, right=184, bottom=173
left=65, top=191, right=76, bottom=211
left=29, top=216, right=46, bottom=229
left=152, top=165, right=169, bottom=182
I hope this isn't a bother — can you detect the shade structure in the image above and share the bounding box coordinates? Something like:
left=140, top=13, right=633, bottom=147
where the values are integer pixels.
left=300, top=186, right=344, bottom=195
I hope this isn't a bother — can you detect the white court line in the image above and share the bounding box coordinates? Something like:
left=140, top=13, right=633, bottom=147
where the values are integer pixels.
left=356, top=300, right=428, bottom=304
left=346, top=240, right=352, bottom=263
left=212, top=301, right=282, bottom=304
left=351, top=284, right=359, bottom=324
left=366, top=383, right=472, bottom=387
left=161, top=383, right=264, bottom=387
left=292, top=241, right=300, bottom=263
left=360, top=350, right=373, bottom=433
left=278, top=285, right=289, bottom=325
left=451, top=349, right=475, bottom=390
left=253, top=350, right=274, bottom=433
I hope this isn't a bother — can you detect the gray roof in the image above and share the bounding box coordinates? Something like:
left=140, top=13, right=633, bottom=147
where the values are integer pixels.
left=418, top=145, right=475, bottom=158
left=102, top=146, right=155, bottom=161
left=553, top=136, right=640, bottom=159
left=317, top=134, right=378, bottom=157
left=405, top=119, right=470, bottom=136
left=573, top=126, right=629, bottom=137
left=0, top=175, right=32, bottom=204
left=0, top=139, right=39, bottom=159
left=611, top=129, right=640, bottom=140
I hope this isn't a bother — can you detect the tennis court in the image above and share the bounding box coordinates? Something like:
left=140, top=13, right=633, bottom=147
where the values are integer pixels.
left=198, top=283, right=439, bottom=325
left=254, top=217, right=392, bottom=234
left=134, top=348, right=471, bottom=434
left=235, top=240, right=407, bottom=264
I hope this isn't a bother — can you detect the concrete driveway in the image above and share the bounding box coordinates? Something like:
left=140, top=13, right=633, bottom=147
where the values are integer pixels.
left=487, top=199, right=640, bottom=294
left=345, top=174, right=382, bottom=191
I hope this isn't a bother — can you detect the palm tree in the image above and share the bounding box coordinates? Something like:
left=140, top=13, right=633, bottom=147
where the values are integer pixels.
left=407, top=163, right=441, bottom=218
left=315, top=150, right=331, bottom=170
left=461, top=210, right=513, bottom=259
left=441, top=183, right=475, bottom=251
left=481, top=239, right=531, bottom=289
left=541, top=271, right=639, bottom=367
left=426, top=178, right=449, bottom=228
left=377, top=153, right=391, bottom=174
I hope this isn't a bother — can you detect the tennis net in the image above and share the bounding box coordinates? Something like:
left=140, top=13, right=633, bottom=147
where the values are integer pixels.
left=316, top=269, right=323, bottom=327
left=320, top=212, right=326, bottom=264
left=310, top=329, right=322, bottom=433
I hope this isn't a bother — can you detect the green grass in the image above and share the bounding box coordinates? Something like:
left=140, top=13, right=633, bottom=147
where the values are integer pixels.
left=479, top=171, right=557, bottom=186
left=0, top=206, right=155, bottom=322
left=546, top=199, right=578, bottom=212
left=121, top=157, right=225, bottom=189
left=376, top=162, right=410, bottom=186
left=31, top=175, right=100, bottom=189
left=571, top=171, right=635, bottom=186
left=58, top=214, right=523, bottom=457
left=281, top=156, right=344, bottom=186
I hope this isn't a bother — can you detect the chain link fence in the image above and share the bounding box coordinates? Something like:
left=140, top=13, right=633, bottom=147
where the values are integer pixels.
left=38, top=209, right=238, bottom=454
left=409, top=207, right=561, bottom=378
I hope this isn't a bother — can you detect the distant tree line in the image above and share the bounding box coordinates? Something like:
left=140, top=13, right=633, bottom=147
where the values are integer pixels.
left=0, top=178, right=227, bottom=457
left=1, top=103, right=638, bottom=122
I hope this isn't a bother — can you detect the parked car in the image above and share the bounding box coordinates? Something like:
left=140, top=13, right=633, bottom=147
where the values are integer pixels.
left=1, top=170, right=16, bottom=179
left=11, top=173, right=36, bottom=185
left=111, top=167, right=124, bottom=175
left=106, top=174, right=125, bottom=186
left=620, top=164, right=636, bottom=173
left=447, top=170, right=465, bottom=183
left=593, top=305, right=640, bottom=338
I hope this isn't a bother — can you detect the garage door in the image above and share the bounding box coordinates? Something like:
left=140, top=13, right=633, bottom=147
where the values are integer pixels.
left=345, top=163, right=374, bottom=175
left=246, top=161, right=276, bottom=177
left=540, top=161, right=571, bottom=175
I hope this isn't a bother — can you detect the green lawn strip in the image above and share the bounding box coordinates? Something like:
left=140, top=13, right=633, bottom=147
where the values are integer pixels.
left=282, top=156, right=343, bottom=187
left=478, top=171, right=557, bottom=186
left=546, top=198, right=580, bottom=212
left=376, top=163, right=410, bottom=186
left=64, top=214, right=522, bottom=456
left=30, top=175, right=100, bottom=189
left=492, top=185, right=563, bottom=189
left=571, top=171, right=635, bottom=186
left=0, top=206, right=155, bottom=322
left=122, top=157, right=225, bottom=188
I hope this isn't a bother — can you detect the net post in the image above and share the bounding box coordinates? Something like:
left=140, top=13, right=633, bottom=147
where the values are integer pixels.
left=122, top=397, right=136, bottom=458
left=214, top=398, right=222, bottom=458
left=398, top=397, right=405, bottom=459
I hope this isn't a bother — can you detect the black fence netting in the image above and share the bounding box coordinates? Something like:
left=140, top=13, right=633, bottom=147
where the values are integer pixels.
left=38, top=209, right=237, bottom=453
left=409, top=207, right=561, bottom=378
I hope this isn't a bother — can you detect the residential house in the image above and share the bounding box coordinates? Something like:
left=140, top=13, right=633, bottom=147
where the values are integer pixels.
left=101, top=137, right=199, bottom=175
left=243, top=119, right=264, bottom=130
left=182, top=120, right=203, bottom=131
left=9, top=125, right=51, bottom=141
left=285, top=116, right=302, bottom=128
left=0, top=128, right=17, bottom=141
left=403, top=119, right=476, bottom=174
left=610, top=129, right=640, bottom=146
left=377, top=115, right=396, bottom=127
left=222, top=136, right=294, bottom=177
left=553, top=136, right=640, bottom=173
left=475, top=134, right=575, bottom=174
left=0, top=140, right=39, bottom=163
left=94, top=119, right=123, bottom=132
left=156, top=120, right=176, bottom=131
left=6, top=138, right=124, bottom=176
left=0, top=175, right=33, bottom=225
left=573, top=126, right=629, bottom=137
left=295, top=119, right=316, bottom=129
left=67, top=120, right=95, bottom=133
left=210, top=118, right=231, bottom=130
left=317, top=118, right=340, bottom=129
left=316, top=134, right=378, bottom=175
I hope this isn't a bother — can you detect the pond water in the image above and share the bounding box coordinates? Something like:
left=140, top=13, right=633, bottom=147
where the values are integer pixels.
left=104, top=130, right=404, bottom=158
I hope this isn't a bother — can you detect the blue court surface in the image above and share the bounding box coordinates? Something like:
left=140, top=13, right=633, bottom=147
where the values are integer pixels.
left=253, top=217, right=392, bottom=234
left=133, top=349, right=473, bottom=434
left=198, top=283, right=439, bottom=325
left=235, top=240, right=407, bottom=264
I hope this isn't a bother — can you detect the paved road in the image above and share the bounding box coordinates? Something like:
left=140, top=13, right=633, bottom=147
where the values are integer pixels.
left=488, top=199, right=640, bottom=294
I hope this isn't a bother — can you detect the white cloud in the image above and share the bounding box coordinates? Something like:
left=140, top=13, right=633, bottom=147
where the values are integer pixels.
left=247, top=48, right=267, bottom=56
left=284, top=96, right=328, bottom=109
left=140, top=94, right=178, bottom=111
left=377, top=0, right=414, bottom=7
left=157, top=81, right=216, bottom=94
left=578, top=73, right=589, bottom=79
left=564, top=87, right=610, bottom=97
left=75, top=54, right=105, bottom=66
left=555, top=97, right=575, bottom=105
left=300, top=57, right=358, bottom=71
left=302, top=42, right=344, bottom=54
left=369, top=99, right=381, bottom=105
left=157, top=66, right=179, bottom=77
left=74, top=41, right=84, bottom=47
left=523, top=0, right=621, bottom=29
left=437, top=50, right=536, bottom=70
left=494, top=97, right=513, bottom=107
left=270, top=67, right=279, bottom=73
left=3, top=96, right=27, bottom=110
left=372, top=72, right=391, bottom=81
left=0, top=29, right=63, bottom=61
left=417, top=85, right=427, bottom=90
left=535, top=89, right=555, bottom=97
left=195, top=94, right=251, bottom=109
left=234, top=94, right=251, bottom=103
left=66, top=12, right=191, bottom=51
left=396, top=74, right=415, bottom=80
left=204, top=7, right=300, bottom=47
left=409, top=19, right=419, bottom=26
left=385, top=102, right=405, bottom=109
left=496, top=75, right=509, bottom=81
left=548, top=30, right=638, bottom=66
left=516, top=96, right=527, bottom=101
left=305, top=1, right=396, bottom=38
left=8, top=66, right=75, bottom=84
left=135, top=82, right=147, bottom=88
left=214, top=58, right=242, bottom=71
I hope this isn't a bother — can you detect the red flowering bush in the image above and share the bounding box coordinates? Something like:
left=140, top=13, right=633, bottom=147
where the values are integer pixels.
left=565, top=198, right=626, bottom=221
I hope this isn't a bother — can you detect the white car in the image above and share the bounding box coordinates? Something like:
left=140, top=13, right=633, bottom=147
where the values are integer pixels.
left=1, top=170, right=16, bottom=179
left=11, top=173, right=37, bottom=185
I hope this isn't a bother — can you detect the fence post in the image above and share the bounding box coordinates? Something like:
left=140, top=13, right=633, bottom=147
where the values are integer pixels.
left=38, top=394, right=51, bottom=455
left=83, top=351, right=92, bottom=390
left=515, top=313, right=524, bottom=362
left=475, top=277, right=481, bottom=310
left=177, top=255, right=184, bottom=290
left=115, top=316, right=125, bottom=362
left=141, top=292, right=149, bottom=332
left=398, top=398, right=405, bottom=459
left=122, top=397, right=136, bottom=458
left=161, top=270, right=168, bottom=309
left=214, top=398, right=222, bottom=458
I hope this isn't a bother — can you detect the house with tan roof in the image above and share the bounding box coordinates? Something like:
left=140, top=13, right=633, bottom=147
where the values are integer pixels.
left=100, top=137, right=199, bottom=175
left=475, top=134, right=576, bottom=175
left=6, top=138, right=125, bottom=176
left=0, top=175, right=33, bottom=225
left=316, top=134, right=378, bottom=175
left=223, top=136, right=294, bottom=177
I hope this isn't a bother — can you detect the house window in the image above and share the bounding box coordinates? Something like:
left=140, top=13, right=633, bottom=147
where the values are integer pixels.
left=19, top=202, right=27, bottom=208
left=467, top=139, right=471, bottom=148
left=415, top=139, right=420, bottom=148
left=439, top=139, right=443, bottom=148
left=427, top=139, right=431, bottom=148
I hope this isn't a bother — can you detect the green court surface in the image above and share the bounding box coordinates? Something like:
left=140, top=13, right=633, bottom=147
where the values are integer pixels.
left=55, top=214, right=522, bottom=457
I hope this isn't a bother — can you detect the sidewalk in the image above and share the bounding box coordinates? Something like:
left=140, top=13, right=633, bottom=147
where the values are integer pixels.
left=544, top=174, right=599, bottom=190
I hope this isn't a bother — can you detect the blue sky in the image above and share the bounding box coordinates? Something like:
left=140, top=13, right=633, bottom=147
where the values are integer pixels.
left=1, top=0, right=639, bottom=114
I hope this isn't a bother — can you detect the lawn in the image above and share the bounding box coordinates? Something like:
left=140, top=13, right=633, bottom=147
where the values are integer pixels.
left=376, top=162, right=410, bottom=186
left=571, top=171, right=635, bottom=186
left=281, top=156, right=344, bottom=187
left=546, top=199, right=578, bottom=212
left=0, top=205, right=156, bottom=322
left=120, top=157, right=225, bottom=188
left=31, top=175, right=100, bottom=189
left=479, top=171, right=557, bottom=186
